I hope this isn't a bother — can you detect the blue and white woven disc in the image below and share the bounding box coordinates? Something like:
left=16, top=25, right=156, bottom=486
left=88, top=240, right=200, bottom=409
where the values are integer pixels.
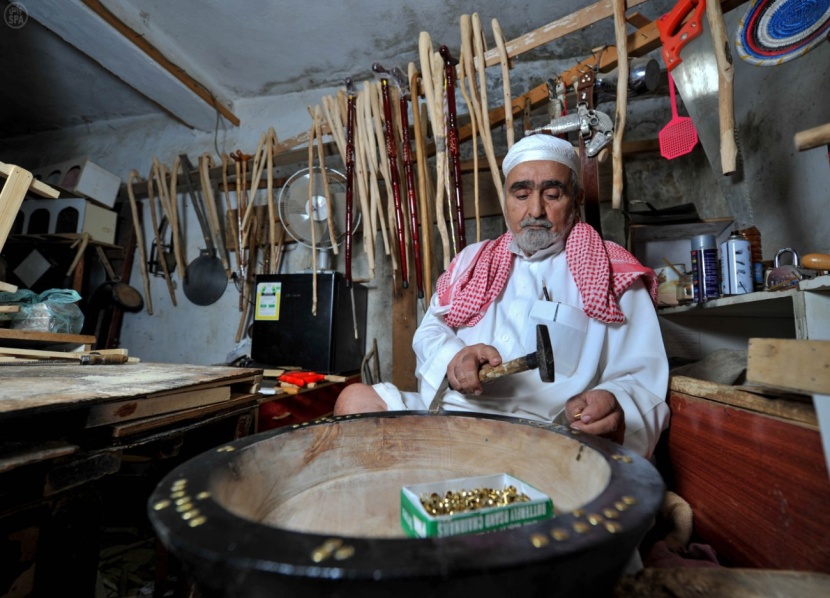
left=736, top=0, right=830, bottom=65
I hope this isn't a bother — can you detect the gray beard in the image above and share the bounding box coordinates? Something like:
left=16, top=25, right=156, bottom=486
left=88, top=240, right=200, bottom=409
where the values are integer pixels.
left=514, top=216, right=572, bottom=255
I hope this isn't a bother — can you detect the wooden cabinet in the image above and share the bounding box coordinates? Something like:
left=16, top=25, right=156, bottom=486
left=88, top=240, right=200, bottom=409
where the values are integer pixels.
left=257, top=377, right=358, bottom=432
left=665, top=376, right=830, bottom=571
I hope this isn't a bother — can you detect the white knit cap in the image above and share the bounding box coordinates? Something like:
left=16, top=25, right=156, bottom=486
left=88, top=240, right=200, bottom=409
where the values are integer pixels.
left=501, top=134, right=580, bottom=178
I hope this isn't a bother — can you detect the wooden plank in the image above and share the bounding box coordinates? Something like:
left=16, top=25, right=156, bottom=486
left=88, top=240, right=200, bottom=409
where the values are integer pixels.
left=667, top=391, right=830, bottom=570
left=670, top=375, right=818, bottom=427
left=109, top=392, right=258, bottom=438
left=480, top=0, right=652, bottom=67
left=392, top=283, right=418, bottom=392
left=0, top=362, right=261, bottom=416
left=0, top=329, right=96, bottom=347
left=1, top=164, right=33, bottom=253
left=746, top=338, right=830, bottom=396
left=86, top=385, right=231, bottom=428
left=0, top=281, right=17, bottom=293
left=0, top=161, right=60, bottom=198
left=0, top=441, right=79, bottom=474
left=0, top=305, right=20, bottom=313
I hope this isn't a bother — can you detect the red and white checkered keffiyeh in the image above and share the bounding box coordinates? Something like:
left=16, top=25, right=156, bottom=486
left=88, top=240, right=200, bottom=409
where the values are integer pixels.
left=436, top=222, right=657, bottom=327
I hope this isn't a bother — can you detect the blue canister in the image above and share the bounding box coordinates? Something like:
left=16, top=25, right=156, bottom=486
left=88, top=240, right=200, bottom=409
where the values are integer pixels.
left=691, top=234, right=719, bottom=303
left=720, top=232, right=753, bottom=295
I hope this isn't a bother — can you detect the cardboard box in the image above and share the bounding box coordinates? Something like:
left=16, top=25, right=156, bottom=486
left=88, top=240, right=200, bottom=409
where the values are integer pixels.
left=34, top=157, right=121, bottom=208
left=400, top=473, right=553, bottom=538
left=18, top=198, right=118, bottom=244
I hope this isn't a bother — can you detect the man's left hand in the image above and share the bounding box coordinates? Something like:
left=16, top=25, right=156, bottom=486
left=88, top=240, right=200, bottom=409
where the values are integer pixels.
left=565, top=390, right=625, bottom=445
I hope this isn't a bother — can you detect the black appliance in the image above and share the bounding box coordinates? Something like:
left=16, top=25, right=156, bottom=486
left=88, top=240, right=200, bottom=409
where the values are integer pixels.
left=250, top=272, right=367, bottom=374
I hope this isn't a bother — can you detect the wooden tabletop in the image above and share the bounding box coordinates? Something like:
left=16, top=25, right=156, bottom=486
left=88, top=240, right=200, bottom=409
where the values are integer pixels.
left=0, top=361, right=261, bottom=417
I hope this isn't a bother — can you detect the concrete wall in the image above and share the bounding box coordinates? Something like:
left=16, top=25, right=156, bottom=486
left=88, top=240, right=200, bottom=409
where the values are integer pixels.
left=2, top=40, right=829, bottom=372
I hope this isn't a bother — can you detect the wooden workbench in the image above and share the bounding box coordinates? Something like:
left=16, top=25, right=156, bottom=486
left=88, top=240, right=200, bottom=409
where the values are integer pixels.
left=0, top=361, right=262, bottom=597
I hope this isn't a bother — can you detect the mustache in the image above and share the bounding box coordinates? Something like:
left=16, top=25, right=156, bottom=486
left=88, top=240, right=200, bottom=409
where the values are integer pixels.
left=519, top=217, right=553, bottom=229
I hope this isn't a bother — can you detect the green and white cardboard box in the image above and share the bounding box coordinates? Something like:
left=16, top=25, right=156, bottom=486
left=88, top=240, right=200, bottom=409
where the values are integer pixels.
left=400, top=473, right=554, bottom=538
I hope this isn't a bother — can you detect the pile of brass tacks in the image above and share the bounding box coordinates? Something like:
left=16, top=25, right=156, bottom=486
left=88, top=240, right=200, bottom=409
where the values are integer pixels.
left=420, top=485, right=530, bottom=516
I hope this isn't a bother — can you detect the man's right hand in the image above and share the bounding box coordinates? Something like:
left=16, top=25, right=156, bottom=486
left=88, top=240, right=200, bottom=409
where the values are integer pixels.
left=446, top=344, right=502, bottom=396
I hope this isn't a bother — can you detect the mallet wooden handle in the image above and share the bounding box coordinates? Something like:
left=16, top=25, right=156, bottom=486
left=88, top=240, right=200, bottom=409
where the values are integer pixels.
left=479, top=354, right=535, bottom=382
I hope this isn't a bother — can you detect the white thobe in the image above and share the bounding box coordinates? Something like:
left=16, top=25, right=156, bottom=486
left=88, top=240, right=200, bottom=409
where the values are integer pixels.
left=378, top=239, right=670, bottom=458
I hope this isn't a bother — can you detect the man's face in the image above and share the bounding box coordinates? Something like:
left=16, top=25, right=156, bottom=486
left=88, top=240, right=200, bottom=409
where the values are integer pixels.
left=504, top=160, right=579, bottom=255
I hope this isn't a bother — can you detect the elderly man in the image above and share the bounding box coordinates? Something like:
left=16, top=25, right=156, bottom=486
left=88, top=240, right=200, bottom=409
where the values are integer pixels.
left=335, top=133, right=669, bottom=458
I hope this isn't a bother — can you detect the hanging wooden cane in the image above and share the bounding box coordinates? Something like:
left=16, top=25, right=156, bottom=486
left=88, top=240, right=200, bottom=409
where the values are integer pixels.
left=344, top=78, right=357, bottom=287
left=439, top=45, right=466, bottom=252
left=390, top=66, right=425, bottom=300
left=374, top=65, right=409, bottom=289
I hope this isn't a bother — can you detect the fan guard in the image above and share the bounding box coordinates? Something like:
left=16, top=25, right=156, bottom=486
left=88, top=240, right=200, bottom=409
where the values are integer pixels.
left=277, top=166, right=358, bottom=250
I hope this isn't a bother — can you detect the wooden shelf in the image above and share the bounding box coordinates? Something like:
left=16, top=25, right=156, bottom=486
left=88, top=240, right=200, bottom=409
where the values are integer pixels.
left=658, top=274, right=830, bottom=319
left=0, top=329, right=95, bottom=351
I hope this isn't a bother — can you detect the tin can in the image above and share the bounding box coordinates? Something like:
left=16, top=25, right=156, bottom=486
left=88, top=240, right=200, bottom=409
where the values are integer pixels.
left=691, top=234, right=719, bottom=303
left=720, top=232, right=753, bottom=295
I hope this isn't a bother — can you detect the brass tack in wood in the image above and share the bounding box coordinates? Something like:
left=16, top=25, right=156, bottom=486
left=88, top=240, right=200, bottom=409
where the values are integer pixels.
left=334, top=545, right=355, bottom=560
left=216, top=446, right=235, bottom=452
left=196, top=491, right=211, bottom=500
left=176, top=502, right=194, bottom=513
left=530, top=533, right=549, bottom=548
left=602, top=508, right=620, bottom=519
left=604, top=521, right=623, bottom=533
left=571, top=509, right=585, bottom=518
left=181, top=509, right=201, bottom=521
left=550, top=528, right=570, bottom=541
left=621, top=496, right=638, bottom=505
left=614, top=501, right=629, bottom=511
left=572, top=521, right=590, bottom=534
left=170, top=491, right=186, bottom=499
left=152, top=500, right=171, bottom=511
left=587, top=513, right=604, bottom=525
left=188, top=516, right=207, bottom=528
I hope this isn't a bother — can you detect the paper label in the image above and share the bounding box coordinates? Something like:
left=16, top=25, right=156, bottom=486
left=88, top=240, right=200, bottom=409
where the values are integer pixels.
left=255, top=282, right=281, bottom=320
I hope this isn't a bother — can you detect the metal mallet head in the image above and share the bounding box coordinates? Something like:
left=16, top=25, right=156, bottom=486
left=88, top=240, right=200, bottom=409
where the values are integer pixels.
left=479, top=324, right=555, bottom=384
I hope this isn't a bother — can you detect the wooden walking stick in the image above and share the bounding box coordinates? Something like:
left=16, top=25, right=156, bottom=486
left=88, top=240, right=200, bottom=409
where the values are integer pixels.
left=458, top=15, right=482, bottom=242
left=373, top=64, right=409, bottom=289
left=369, top=81, right=399, bottom=283
left=611, top=0, right=629, bottom=209
left=390, top=66, right=425, bottom=301
left=199, top=153, right=232, bottom=278
left=306, top=110, right=318, bottom=316
left=419, top=31, right=451, bottom=271
left=492, top=18, right=514, bottom=150
left=164, top=156, right=187, bottom=279
left=127, top=170, right=153, bottom=315
left=265, top=128, right=278, bottom=273
left=344, top=78, right=357, bottom=288
left=472, top=13, right=504, bottom=208
left=147, top=162, right=177, bottom=306
left=310, top=104, right=339, bottom=254
left=439, top=45, right=466, bottom=252
left=410, top=63, right=434, bottom=302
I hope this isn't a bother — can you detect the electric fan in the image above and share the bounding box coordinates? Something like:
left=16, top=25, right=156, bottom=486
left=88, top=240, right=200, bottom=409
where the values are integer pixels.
left=277, top=166, right=359, bottom=270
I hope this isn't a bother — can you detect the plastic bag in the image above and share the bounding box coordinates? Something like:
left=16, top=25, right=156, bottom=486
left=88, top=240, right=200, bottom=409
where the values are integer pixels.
left=0, top=288, right=85, bottom=334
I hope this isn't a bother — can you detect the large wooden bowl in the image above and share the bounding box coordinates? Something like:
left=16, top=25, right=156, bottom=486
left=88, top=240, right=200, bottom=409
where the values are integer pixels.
left=148, top=412, right=664, bottom=597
